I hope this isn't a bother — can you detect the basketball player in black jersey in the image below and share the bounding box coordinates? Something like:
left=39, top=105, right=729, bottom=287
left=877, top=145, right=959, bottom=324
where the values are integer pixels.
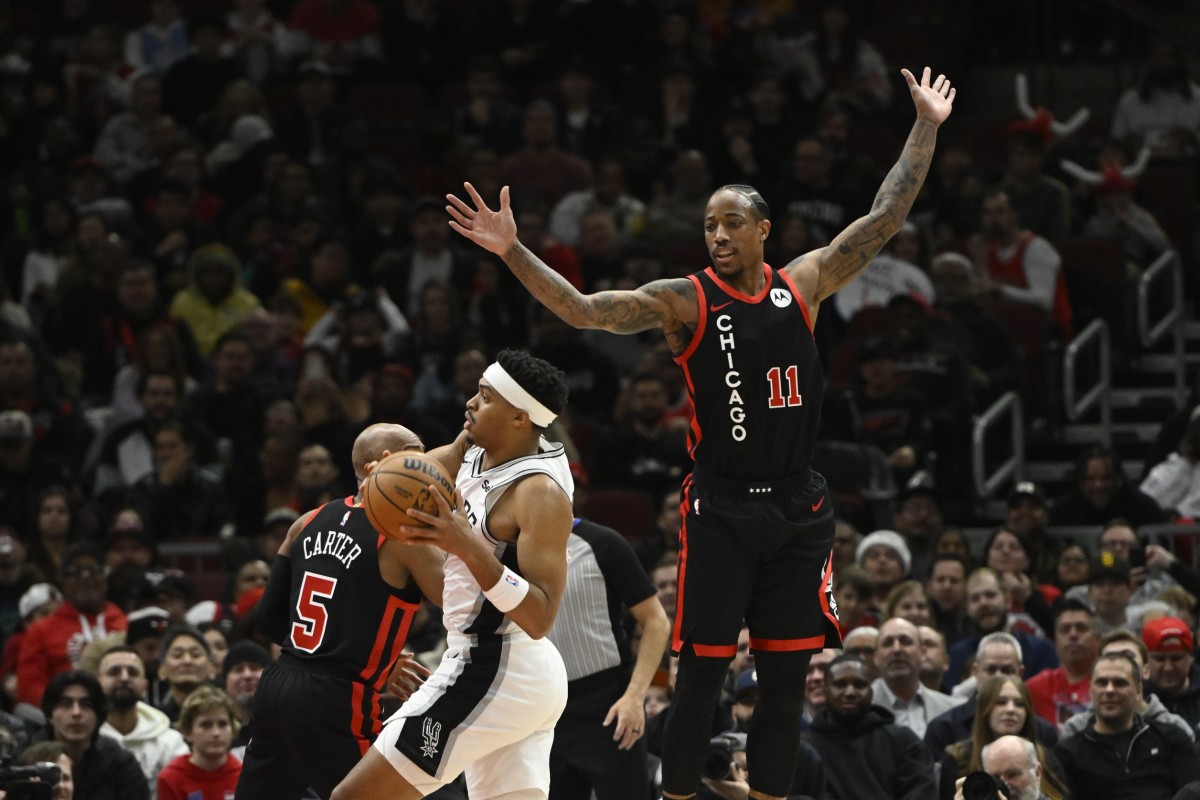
left=235, top=423, right=453, bottom=800
left=447, top=67, right=956, bottom=800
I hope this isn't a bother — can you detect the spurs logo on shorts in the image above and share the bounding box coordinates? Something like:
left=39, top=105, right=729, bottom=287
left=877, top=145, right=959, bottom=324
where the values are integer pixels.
left=420, top=717, right=442, bottom=758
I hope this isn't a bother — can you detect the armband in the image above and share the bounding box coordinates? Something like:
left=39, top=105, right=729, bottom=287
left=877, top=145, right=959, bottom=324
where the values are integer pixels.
left=483, top=566, right=529, bottom=613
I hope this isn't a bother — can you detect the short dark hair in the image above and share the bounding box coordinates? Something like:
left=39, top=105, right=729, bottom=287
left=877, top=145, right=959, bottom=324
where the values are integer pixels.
left=931, top=552, right=970, bottom=574
left=496, top=349, right=568, bottom=422
left=1099, top=629, right=1149, bottom=666
left=43, top=670, right=107, bottom=735
left=1093, top=650, right=1142, bottom=686
left=157, top=624, right=213, bottom=665
left=100, top=643, right=144, bottom=665
left=825, top=652, right=868, bottom=675
left=716, top=184, right=771, bottom=221
left=1054, top=596, right=1095, bottom=625
left=62, top=542, right=103, bottom=569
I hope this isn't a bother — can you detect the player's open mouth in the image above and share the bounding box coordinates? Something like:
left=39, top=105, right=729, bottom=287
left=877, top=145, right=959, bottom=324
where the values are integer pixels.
left=713, top=251, right=734, bottom=263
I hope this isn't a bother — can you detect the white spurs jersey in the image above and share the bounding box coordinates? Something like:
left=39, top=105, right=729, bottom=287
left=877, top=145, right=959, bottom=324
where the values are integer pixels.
left=442, top=437, right=574, bottom=637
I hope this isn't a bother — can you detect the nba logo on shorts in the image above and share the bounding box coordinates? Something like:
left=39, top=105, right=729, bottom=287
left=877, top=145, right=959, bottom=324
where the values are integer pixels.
left=420, top=717, right=442, bottom=758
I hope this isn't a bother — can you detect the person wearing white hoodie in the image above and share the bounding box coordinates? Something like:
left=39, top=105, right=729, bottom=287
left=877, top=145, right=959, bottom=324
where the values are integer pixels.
left=97, top=645, right=190, bottom=800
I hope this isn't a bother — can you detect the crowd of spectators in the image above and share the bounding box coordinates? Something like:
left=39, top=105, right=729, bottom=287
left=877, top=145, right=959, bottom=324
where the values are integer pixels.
left=0, top=0, right=1198, bottom=798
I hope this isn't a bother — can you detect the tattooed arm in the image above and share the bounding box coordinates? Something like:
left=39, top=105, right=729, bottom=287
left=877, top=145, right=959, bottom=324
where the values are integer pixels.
left=446, top=183, right=696, bottom=340
left=784, top=67, right=956, bottom=312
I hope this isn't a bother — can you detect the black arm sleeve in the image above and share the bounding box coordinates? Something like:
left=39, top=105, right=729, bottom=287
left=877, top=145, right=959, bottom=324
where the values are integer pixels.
left=256, top=554, right=293, bottom=646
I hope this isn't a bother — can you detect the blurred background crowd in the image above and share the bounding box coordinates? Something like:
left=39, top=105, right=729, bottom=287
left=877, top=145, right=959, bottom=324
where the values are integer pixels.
left=0, top=0, right=1198, bottom=798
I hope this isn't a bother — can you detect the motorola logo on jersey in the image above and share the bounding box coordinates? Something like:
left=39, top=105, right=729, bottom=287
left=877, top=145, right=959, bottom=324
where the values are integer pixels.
left=715, top=314, right=747, bottom=442
left=770, top=288, right=792, bottom=308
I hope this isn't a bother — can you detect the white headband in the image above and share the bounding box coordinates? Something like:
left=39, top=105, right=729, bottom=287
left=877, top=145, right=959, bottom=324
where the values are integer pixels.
left=483, top=363, right=557, bottom=428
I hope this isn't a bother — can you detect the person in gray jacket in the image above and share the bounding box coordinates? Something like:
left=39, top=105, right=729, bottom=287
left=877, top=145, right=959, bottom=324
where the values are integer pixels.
left=1058, top=629, right=1194, bottom=741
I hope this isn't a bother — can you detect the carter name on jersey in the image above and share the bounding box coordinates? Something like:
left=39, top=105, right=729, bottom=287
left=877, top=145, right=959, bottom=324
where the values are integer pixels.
left=302, top=529, right=364, bottom=570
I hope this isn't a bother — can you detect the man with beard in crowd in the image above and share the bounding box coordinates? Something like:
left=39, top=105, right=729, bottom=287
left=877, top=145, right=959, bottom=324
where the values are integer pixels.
left=98, top=644, right=189, bottom=799
left=946, top=568, right=1058, bottom=689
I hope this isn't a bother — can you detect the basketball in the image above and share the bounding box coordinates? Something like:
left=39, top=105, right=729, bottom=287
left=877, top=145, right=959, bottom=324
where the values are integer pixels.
left=363, top=452, right=456, bottom=539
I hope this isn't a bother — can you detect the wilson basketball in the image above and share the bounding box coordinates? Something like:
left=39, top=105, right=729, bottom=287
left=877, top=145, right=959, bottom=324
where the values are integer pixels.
left=363, top=452, right=456, bottom=539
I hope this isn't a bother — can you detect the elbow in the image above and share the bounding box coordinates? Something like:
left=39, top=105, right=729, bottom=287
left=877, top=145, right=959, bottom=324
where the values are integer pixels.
left=520, top=610, right=557, bottom=640
left=523, top=623, right=551, bottom=640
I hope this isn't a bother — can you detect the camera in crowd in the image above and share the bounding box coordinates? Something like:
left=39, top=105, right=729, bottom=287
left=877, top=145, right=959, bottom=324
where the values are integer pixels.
left=0, top=757, right=61, bottom=800
left=702, top=733, right=747, bottom=781
left=962, top=770, right=1012, bottom=800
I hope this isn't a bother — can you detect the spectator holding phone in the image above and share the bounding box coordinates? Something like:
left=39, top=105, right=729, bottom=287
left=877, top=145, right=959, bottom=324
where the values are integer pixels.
left=1063, top=521, right=1200, bottom=623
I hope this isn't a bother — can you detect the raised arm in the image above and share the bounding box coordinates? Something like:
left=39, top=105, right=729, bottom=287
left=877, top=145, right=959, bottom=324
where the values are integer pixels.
left=785, top=67, right=955, bottom=306
left=447, top=183, right=695, bottom=336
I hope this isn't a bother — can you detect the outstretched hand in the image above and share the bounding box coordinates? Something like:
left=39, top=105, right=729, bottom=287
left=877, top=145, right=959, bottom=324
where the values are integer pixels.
left=902, top=67, right=955, bottom=125
left=446, top=183, right=518, bottom=257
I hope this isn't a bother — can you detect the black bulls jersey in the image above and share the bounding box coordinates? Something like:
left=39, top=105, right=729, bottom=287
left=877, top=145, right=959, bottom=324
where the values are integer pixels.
left=284, top=498, right=422, bottom=692
left=675, top=264, right=823, bottom=481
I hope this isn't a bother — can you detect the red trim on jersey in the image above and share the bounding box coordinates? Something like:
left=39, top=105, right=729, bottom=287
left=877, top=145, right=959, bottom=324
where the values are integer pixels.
left=676, top=273, right=709, bottom=364
left=343, top=495, right=355, bottom=507
left=818, top=548, right=840, bottom=634
left=703, top=263, right=773, bottom=303
left=360, top=595, right=419, bottom=691
left=748, top=635, right=826, bottom=652
left=298, top=508, right=321, bottom=531
left=777, top=268, right=815, bottom=333
left=671, top=476, right=692, bottom=653
left=693, top=643, right=738, bottom=657
left=680, top=362, right=703, bottom=457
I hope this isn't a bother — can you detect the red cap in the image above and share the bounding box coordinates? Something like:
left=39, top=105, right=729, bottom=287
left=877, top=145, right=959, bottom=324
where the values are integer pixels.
left=1142, top=616, right=1195, bottom=653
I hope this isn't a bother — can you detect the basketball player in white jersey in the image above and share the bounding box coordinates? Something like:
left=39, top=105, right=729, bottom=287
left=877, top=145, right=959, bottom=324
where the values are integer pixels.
left=333, top=349, right=574, bottom=800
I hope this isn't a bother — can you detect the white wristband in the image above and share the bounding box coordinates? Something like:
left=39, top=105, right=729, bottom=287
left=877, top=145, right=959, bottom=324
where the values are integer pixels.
left=484, top=566, right=529, bottom=613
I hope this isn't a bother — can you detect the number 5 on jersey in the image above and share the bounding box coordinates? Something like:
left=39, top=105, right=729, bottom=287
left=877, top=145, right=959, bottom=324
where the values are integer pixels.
left=766, top=365, right=804, bottom=409
left=292, top=571, right=338, bottom=652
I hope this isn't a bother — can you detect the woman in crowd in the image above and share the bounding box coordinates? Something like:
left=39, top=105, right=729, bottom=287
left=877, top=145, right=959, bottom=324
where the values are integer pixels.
left=939, top=675, right=1068, bottom=800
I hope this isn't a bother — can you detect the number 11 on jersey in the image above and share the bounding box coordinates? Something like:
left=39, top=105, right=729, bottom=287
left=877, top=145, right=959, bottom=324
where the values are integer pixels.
left=766, top=365, right=803, bottom=409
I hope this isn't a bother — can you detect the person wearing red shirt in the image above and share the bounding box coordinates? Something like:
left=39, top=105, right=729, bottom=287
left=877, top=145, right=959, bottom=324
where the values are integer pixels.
left=157, top=686, right=243, bottom=800
left=17, top=544, right=127, bottom=707
left=1026, top=598, right=1098, bottom=726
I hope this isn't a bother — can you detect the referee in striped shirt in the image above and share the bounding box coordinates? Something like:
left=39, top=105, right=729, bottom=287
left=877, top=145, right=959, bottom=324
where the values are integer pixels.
left=546, top=514, right=672, bottom=800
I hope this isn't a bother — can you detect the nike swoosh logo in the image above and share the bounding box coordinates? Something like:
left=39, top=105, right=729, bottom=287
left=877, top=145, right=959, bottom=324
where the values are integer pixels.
left=710, top=301, right=734, bottom=312
left=811, top=497, right=825, bottom=512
